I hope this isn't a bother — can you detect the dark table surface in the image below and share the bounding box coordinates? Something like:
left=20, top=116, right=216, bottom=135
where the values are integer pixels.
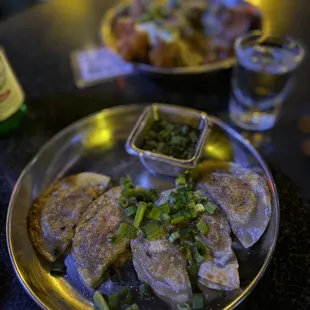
left=1, top=0, right=310, bottom=309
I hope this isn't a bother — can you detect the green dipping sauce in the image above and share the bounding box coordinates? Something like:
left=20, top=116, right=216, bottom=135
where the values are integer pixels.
left=141, top=120, right=201, bottom=159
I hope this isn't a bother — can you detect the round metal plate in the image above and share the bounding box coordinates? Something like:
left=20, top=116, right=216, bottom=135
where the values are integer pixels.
left=100, top=1, right=262, bottom=76
left=6, top=104, right=279, bottom=310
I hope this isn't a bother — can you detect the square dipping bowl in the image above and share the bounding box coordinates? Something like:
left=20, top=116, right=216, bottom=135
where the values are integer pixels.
left=125, top=104, right=211, bottom=177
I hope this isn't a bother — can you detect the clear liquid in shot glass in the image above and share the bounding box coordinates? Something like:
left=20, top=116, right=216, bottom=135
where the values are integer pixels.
left=230, top=33, right=304, bottom=131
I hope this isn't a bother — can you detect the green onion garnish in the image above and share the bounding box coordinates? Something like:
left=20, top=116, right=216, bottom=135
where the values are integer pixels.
left=196, top=220, right=209, bottom=235
left=179, top=245, right=193, bottom=262
left=161, top=213, right=171, bottom=222
left=142, top=222, right=165, bottom=240
left=194, top=241, right=209, bottom=263
left=147, top=206, right=161, bottom=220
left=133, top=201, right=147, bottom=228
left=93, top=291, right=110, bottom=310
left=125, top=206, right=137, bottom=217
left=118, top=197, right=128, bottom=208
left=139, top=283, right=152, bottom=298
left=125, top=304, right=139, bottom=310
left=119, top=288, right=133, bottom=305
left=117, top=223, right=137, bottom=239
left=176, top=174, right=186, bottom=187
left=120, top=176, right=132, bottom=187
left=106, top=233, right=116, bottom=243
left=194, top=203, right=205, bottom=213
left=168, top=231, right=180, bottom=243
left=187, top=264, right=199, bottom=281
left=204, top=202, right=216, bottom=214
left=192, top=293, right=204, bottom=310
left=50, top=261, right=67, bottom=277
left=171, top=213, right=186, bottom=224
left=177, top=303, right=191, bottom=310
left=159, top=203, right=170, bottom=214
left=107, top=293, right=118, bottom=310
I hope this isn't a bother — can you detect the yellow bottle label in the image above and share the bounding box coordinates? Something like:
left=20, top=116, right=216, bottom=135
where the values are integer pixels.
left=0, top=48, right=25, bottom=122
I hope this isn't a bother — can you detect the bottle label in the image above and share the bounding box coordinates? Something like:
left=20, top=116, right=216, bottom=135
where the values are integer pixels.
left=0, top=48, right=25, bottom=122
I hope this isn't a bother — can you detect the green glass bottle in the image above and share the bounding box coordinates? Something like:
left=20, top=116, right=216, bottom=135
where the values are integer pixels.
left=0, top=47, right=26, bottom=135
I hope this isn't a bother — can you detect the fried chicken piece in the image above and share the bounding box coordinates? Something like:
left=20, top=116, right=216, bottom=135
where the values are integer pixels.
left=113, top=17, right=136, bottom=39
left=149, top=41, right=179, bottom=67
left=116, top=30, right=150, bottom=62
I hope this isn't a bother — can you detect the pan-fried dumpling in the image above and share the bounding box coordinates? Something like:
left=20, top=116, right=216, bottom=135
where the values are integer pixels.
left=72, top=186, right=129, bottom=287
left=197, top=209, right=240, bottom=290
left=131, top=235, right=193, bottom=304
left=197, top=161, right=272, bottom=248
left=29, top=172, right=111, bottom=262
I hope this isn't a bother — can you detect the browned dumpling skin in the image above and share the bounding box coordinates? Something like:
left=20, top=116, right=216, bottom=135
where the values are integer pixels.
left=197, top=161, right=272, bottom=248
left=197, top=209, right=240, bottom=291
left=131, top=235, right=193, bottom=305
left=28, top=173, right=111, bottom=262
left=72, top=186, right=129, bottom=288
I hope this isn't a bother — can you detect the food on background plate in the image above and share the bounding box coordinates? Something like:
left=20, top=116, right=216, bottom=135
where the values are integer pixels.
left=28, top=172, right=111, bottom=262
left=106, top=0, right=260, bottom=68
left=28, top=160, right=271, bottom=309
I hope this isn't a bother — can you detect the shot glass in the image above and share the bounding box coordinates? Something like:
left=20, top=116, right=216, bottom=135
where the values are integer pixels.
left=229, top=31, right=305, bottom=131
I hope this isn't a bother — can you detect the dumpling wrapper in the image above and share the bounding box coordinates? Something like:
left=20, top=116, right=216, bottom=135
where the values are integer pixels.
left=197, top=161, right=272, bottom=248
left=131, top=235, right=193, bottom=304
left=72, top=186, right=129, bottom=287
left=197, top=209, right=240, bottom=291
left=29, top=172, right=111, bottom=262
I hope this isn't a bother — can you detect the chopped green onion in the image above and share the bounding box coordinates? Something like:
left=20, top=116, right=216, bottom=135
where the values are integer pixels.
left=120, top=176, right=132, bottom=187
left=171, top=135, right=184, bottom=145
left=196, top=220, right=209, bottom=235
left=159, top=203, right=170, bottom=214
left=176, top=174, right=187, bottom=186
left=133, top=202, right=147, bottom=228
left=125, top=206, right=137, bottom=217
left=161, top=213, right=171, bottom=222
left=192, top=293, right=204, bottom=310
left=194, top=241, right=209, bottom=263
left=188, top=201, right=196, bottom=209
left=169, top=192, right=177, bottom=204
left=171, top=213, right=186, bottom=224
left=93, top=291, right=110, bottom=310
left=177, top=303, right=191, bottom=310
left=50, top=261, right=67, bottom=277
left=142, top=222, right=165, bottom=240
left=204, top=202, right=216, bottom=214
left=189, top=131, right=198, bottom=142
left=194, top=204, right=205, bottom=213
left=187, top=264, right=199, bottom=281
left=118, top=197, right=128, bottom=208
left=147, top=206, right=161, bottom=220
left=139, top=283, right=152, bottom=298
left=107, top=293, right=118, bottom=310
left=179, top=245, right=193, bottom=262
left=125, top=304, right=139, bottom=310
left=106, top=233, right=116, bottom=243
left=169, top=231, right=180, bottom=243
left=123, top=188, right=137, bottom=198
left=117, top=223, right=137, bottom=239
left=179, top=227, right=193, bottom=238
left=119, top=288, right=133, bottom=305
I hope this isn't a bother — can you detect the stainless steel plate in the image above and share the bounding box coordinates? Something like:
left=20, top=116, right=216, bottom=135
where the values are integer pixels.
left=100, top=1, right=262, bottom=76
left=6, top=104, right=279, bottom=310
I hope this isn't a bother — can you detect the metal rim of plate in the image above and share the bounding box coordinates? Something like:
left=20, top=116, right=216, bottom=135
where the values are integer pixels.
left=100, top=1, right=262, bottom=75
left=6, top=104, right=279, bottom=310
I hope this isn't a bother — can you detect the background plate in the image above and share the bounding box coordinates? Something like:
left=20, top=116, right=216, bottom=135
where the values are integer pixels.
left=100, top=0, right=262, bottom=76
left=6, top=104, right=279, bottom=310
